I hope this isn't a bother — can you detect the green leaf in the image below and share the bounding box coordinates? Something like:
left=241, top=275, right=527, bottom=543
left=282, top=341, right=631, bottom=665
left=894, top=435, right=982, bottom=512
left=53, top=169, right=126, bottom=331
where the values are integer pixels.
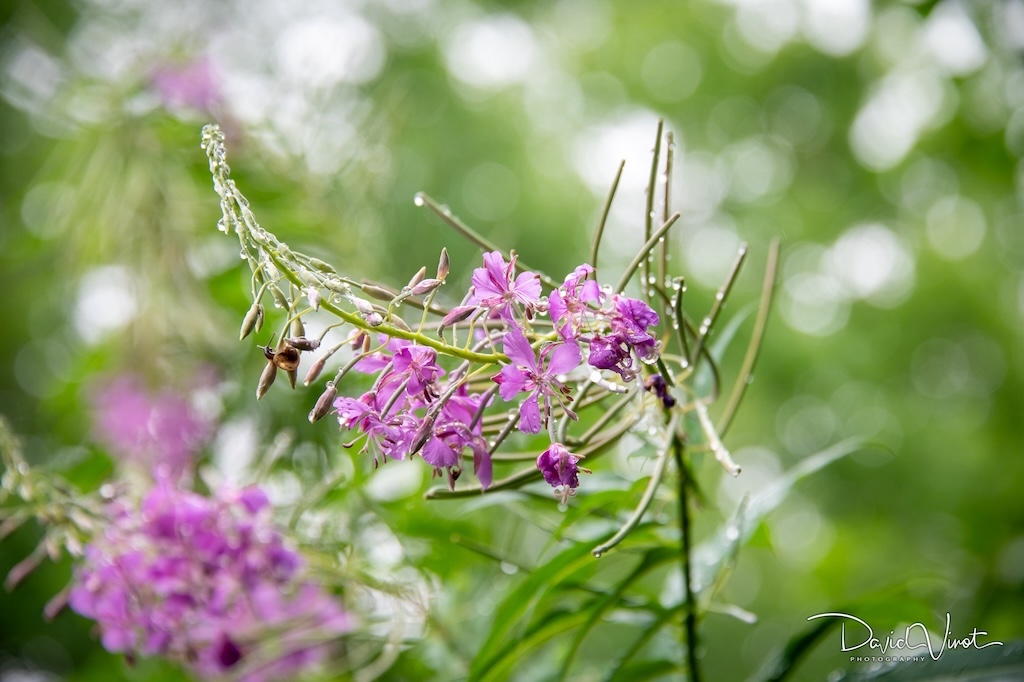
left=468, top=540, right=597, bottom=680
left=558, top=547, right=678, bottom=678
left=691, top=437, right=864, bottom=597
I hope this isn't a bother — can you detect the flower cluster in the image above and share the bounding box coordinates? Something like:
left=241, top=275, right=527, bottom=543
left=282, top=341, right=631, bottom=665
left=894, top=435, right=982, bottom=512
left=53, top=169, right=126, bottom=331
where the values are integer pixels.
left=329, top=251, right=663, bottom=502
left=69, top=483, right=349, bottom=681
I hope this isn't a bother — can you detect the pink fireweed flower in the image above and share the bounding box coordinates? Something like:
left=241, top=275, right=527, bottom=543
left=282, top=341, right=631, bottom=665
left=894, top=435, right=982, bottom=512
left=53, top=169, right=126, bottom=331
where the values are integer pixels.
left=334, top=393, right=417, bottom=463
left=68, top=483, right=349, bottom=680
left=391, top=344, right=444, bottom=399
left=536, top=442, right=581, bottom=504
left=493, top=327, right=581, bottom=434
left=548, top=264, right=603, bottom=341
left=469, top=251, right=542, bottom=322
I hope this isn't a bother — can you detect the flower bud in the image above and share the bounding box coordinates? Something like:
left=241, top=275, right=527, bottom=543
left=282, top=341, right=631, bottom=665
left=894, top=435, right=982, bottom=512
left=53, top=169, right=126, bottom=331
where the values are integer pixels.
left=291, top=316, right=305, bottom=339
left=286, top=368, right=298, bottom=389
left=441, top=305, right=476, bottom=328
left=254, top=304, right=265, bottom=332
left=257, top=361, right=278, bottom=400
left=436, top=247, right=450, bottom=281
left=239, top=303, right=261, bottom=341
left=389, top=316, right=411, bottom=332
left=304, top=356, right=327, bottom=386
left=407, top=266, right=427, bottom=289
left=363, top=285, right=397, bottom=302
left=307, top=257, right=336, bottom=273
left=308, top=382, right=339, bottom=423
left=410, top=278, right=442, bottom=296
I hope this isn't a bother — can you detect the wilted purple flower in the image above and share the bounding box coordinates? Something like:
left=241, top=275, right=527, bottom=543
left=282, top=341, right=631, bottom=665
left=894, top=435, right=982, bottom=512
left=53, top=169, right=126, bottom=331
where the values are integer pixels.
left=611, top=296, right=660, bottom=361
left=644, top=374, right=677, bottom=408
left=493, top=327, right=581, bottom=434
left=92, top=375, right=213, bottom=481
left=536, top=443, right=581, bottom=503
left=587, top=333, right=636, bottom=380
left=69, top=483, right=349, bottom=681
left=469, top=251, right=542, bottom=321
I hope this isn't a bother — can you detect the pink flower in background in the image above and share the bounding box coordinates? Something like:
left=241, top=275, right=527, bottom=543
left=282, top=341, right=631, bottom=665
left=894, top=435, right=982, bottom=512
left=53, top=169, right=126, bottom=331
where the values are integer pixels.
left=92, top=375, right=213, bottom=480
left=151, top=57, right=219, bottom=112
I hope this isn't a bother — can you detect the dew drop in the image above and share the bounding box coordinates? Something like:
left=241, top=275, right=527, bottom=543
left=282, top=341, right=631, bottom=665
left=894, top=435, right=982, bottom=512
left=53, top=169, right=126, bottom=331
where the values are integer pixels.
left=715, top=291, right=725, bottom=301
left=725, top=526, right=740, bottom=541
left=593, top=551, right=603, bottom=559
left=413, top=194, right=425, bottom=207
left=500, top=561, right=519, bottom=575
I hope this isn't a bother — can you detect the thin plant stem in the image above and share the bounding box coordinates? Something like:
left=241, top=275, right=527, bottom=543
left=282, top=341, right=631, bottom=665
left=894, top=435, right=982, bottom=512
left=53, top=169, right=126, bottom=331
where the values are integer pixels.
left=414, top=192, right=559, bottom=289
left=591, top=414, right=679, bottom=557
left=591, top=160, right=625, bottom=274
left=689, top=243, right=748, bottom=366
left=717, top=239, right=780, bottom=437
left=659, top=131, right=674, bottom=287
left=642, top=119, right=665, bottom=306
left=615, top=212, right=681, bottom=294
left=673, top=436, right=702, bottom=682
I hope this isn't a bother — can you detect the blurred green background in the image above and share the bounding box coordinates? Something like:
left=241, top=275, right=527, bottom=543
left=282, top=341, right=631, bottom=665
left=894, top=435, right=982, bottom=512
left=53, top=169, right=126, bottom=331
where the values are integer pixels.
left=2, top=0, right=1023, bottom=680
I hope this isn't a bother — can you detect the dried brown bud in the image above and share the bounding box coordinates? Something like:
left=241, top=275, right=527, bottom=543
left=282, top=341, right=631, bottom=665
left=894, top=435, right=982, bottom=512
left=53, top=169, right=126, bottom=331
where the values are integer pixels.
left=437, top=247, right=450, bottom=281
left=285, top=337, right=320, bottom=351
left=240, top=303, right=261, bottom=341
left=257, top=361, right=278, bottom=400
left=304, top=355, right=327, bottom=386
left=308, top=381, right=339, bottom=423
left=410, top=278, right=442, bottom=296
left=407, top=266, right=427, bottom=289
left=291, top=316, right=305, bottom=339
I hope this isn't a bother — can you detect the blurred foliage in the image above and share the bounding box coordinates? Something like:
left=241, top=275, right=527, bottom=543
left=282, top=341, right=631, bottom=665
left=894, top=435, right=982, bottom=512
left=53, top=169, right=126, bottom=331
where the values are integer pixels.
left=2, top=0, right=1024, bottom=680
